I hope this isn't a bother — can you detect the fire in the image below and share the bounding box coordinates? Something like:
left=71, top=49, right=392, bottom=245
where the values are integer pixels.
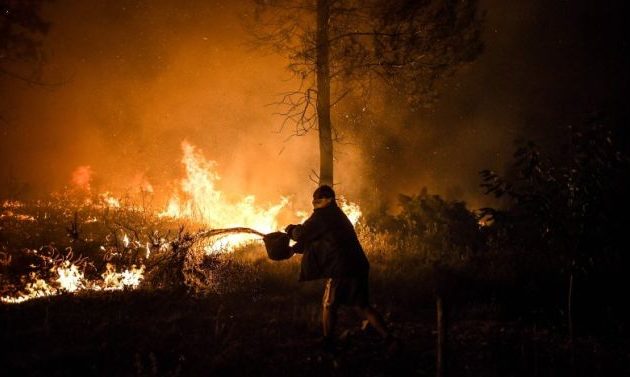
left=56, top=261, right=85, bottom=292
left=160, top=141, right=289, bottom=252
left=100, top=192, right=121, bottom=208
left=1, top=275, right=57, bottom=304
left=1, top=200, right=35, bottom=221
left=122, top=233, right=130, bottom=248
left=2, top=200, right=24, bottom=209
left=295, top=197, right=362, bottom=225
left=1, top=141, right=364, bottom=303
left=339, top=197, right=362, bottom=226
left=101, top=263, right=145, bottom=291
left=71, top=165, right=93, bottom=191
left=0, top=211, right=35, bottom=221
left=120, top=265, right=145, bottom=288
left=1, top=260, right=147, bottom=303
left=131, top=173, right=154, bottom=193
left=159, top=141, right=362, bottom=253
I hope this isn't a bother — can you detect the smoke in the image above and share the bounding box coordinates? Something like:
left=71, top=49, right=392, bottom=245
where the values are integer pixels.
left=0, top=1, right=319, bottom=208
left=1, top=0, right=627, bottom=213
left=336, top=0, right=630, bottom=211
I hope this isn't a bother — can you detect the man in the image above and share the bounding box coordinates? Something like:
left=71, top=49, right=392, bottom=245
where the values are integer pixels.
left=285, top=185, right=397, bottom=353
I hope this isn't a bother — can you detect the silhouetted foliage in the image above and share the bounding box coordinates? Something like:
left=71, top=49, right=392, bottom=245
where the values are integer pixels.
left=478, top=116, right=630, bottom=336
left=0, top=0, right=50, bottom=83
left=480, top=116, right=627, bottom=270
left=365, top=187, right=483, bottom=265
left=250, top=0, right=483, bottom=111
left=397, top=188, right=483, bottom=256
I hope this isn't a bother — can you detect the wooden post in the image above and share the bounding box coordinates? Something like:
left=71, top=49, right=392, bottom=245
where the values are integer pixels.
left=568, top=272, right=576, bottom=376
left=568, top=272, right=574, bottom=344
left=436, top=294, right=447, bottom=377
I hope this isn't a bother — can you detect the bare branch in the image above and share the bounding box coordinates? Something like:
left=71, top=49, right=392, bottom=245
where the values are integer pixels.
left=308, top=169, right=320, bottom=184
left=331, top=88, right=351, bottom=107
left=328, top=31, right=402, bottom=44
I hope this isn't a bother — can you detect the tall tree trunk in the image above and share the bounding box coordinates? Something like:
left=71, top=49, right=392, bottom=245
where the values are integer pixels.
left=316, top=0, right=333, bottom=186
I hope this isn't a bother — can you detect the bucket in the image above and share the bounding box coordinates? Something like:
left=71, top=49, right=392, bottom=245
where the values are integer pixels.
left=262, top=232, right=294, bottom=261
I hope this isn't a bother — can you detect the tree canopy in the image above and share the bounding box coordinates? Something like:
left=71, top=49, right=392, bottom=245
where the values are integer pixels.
left=248, top=0, right=483, bottom=184
left=1, top=0, right=50, bottom=84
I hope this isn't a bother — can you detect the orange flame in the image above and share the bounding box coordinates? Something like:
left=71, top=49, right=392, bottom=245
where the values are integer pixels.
left=56, top=261, right=85, bottom=292
left=1, top=141, right=364, bottom=303
left=71, top=165, right=93, bottom=191
left=1, top=260, right=147, bottom=303
left=160, top=141, right=289, bottom=252
left=339, top=197, right=362, bottom=225
left=101, top=263, right=145, bottom=291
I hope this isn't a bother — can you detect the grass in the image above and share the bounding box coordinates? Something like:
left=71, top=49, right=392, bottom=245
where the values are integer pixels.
left=2, top=278, right=628, bottom=376
left=1, top=197, right=629, bottom=376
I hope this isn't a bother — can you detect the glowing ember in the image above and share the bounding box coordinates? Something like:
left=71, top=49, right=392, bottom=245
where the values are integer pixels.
left=0, top=200, right=35, bottom=221
left=1, top=200, right=24, bottom=209
left=17, top=214, right=36, bottom=221
left=85, top=216, right=98, bottom=223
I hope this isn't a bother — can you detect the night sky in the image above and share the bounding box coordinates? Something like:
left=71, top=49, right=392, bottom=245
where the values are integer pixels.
left=1, top=0, right=628, bottom=210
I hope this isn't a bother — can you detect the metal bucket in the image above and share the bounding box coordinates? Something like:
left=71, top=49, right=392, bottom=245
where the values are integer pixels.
left=262, top=232, right=294, bottom=261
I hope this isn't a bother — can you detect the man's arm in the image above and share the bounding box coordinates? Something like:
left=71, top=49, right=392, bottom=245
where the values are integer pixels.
left=286, top=212, right=327, bottom=252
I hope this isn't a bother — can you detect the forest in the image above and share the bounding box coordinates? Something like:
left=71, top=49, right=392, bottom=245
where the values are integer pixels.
left=1, top=0, right=629, bottom=376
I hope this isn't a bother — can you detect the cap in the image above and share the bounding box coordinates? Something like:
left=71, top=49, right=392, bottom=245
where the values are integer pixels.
left=313, top=185, right=335, bottom=199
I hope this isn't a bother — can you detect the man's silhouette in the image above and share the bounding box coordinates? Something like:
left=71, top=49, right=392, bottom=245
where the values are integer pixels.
left=286, top=185, right=398, bottom=353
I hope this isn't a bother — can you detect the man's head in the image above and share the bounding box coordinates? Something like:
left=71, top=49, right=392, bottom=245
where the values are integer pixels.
left=312, top=185, right=335, bottom=209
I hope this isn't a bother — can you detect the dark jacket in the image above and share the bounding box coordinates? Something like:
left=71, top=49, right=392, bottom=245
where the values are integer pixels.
left=291, top=203, right=369, bottom=281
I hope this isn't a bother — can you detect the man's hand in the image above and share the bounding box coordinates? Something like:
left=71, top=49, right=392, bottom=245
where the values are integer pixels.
left=284, top=224, right=296, bottom=238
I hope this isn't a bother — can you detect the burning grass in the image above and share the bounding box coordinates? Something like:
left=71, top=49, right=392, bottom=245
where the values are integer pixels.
left=0, top=140, right=370, bottom=303
left=1, top=167, right=628, bottom=376
left=0, top=191, right=264, bottom=303
left=1, top=193, right=629, bottom=376
left=0, top=190, right=356, bottom=303
left=0, top=139, right=363, bottom=303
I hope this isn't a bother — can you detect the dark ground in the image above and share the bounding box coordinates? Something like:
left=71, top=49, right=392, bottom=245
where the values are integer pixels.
left=1, top=289, right=628, bottom=377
